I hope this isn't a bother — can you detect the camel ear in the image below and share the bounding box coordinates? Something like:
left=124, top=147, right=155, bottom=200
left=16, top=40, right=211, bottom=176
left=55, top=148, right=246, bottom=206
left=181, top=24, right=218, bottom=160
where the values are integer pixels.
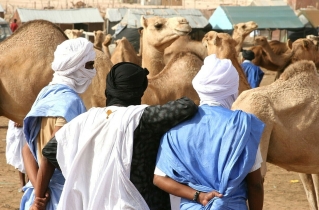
left=138, top=27, right=143, bottom=35
left=141, top=16, right=148, bottom=28
left=233, top=24, right=238, bottom=29
left=80, top=29, right=84, bottom=33
left=303, top=40, right=308, bottom=48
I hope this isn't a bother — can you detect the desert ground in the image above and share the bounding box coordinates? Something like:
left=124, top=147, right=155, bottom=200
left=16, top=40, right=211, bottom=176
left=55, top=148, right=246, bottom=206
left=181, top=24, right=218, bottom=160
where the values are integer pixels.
left=0, top=69, right=311, bottom=210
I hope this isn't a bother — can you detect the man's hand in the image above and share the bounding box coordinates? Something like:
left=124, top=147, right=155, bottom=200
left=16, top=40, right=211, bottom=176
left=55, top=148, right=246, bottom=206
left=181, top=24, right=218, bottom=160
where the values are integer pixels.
left=198, top=190, right=223, bottom=206
left=30, top=190, right=50, bottom=210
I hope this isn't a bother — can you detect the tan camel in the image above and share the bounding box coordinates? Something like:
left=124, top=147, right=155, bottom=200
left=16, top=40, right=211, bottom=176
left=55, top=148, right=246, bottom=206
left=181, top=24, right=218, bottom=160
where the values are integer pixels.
left=142, top=51, right=202, bottom=105
left=275, top=38, right=319, bottom=79
left=93, top=30, right=105, bottom=51
left=202, top=31, right=251, bottom=94
left=140, top=16, right=192, bottom=77
left=249, top=36, right=292, bottom=71
left=70, top=1, right=86, bottom=8
left=232, top=60, right=319, bottom=210
left=64, top=29, right=84, bottom=39
left=111, top=37, right=141, bottom=66
left=141, top=16, right=204, bottom=105
left=142, top=31, right=251, bottom=105
left=0, top=20, right=112, bottom=124
left=232, top=21, right=258, bottom=53
left=102, top=34, right=112, bottom=58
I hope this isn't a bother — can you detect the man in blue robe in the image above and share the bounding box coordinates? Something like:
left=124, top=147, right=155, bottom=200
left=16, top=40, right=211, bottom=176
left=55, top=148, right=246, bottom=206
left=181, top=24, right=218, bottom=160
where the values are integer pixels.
left=20, top=37, right=96, bottom=210
left=154, top=54, right=265, bottom=210
left=241, top=50, right=264, bottom=88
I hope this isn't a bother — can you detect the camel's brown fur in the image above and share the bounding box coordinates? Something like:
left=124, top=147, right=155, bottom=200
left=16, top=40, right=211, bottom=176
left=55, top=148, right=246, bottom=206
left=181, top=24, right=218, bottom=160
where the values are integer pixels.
left=202, top=31, right=251, bottom=94
left=0, top=20, right=112, bottom=124
left=249, top=36, right=292, bottom=71
left=142, top=51, right=202, bottom=105
left=102, top=34, right=113, bottom=58
left=268, top=40, right=291, bottom=55
left=111, top=37, right=141, bottom=66
left=232, top=60, right=319, bottom=209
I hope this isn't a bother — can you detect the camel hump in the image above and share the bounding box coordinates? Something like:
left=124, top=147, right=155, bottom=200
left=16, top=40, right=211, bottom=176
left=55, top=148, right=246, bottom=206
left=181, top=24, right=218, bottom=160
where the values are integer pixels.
left=280, top=60, right=317, bottom=81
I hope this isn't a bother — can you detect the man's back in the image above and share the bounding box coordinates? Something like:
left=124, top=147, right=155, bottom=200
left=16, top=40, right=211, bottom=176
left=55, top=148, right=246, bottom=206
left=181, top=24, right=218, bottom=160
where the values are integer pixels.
left=156, top=104, right=264, bottom=209
left=241, top=61, right=264, bottom=88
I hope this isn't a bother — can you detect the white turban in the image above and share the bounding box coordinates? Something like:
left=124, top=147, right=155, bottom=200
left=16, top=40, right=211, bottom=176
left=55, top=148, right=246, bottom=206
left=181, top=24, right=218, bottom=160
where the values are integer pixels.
left=192, top=54, right=239, bottom=109
left=50, top=37, right=96, bottom=93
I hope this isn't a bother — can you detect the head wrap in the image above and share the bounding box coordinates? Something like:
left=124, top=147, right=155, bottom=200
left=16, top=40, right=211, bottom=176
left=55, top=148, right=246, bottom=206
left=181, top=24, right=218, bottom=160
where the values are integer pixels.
left=192, top=54, right=239, bottom=109
left=242, top=50, right=255, bottom=61
left=106, top=62, right=149, bottom=107
left=50, top=37, right=96, bottom=93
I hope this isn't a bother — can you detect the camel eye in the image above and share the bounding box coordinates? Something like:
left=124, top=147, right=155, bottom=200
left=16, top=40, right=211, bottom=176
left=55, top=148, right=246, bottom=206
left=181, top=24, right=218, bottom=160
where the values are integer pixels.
left=242, top=25, right=246, bottom=29
left=154, top=23, right=163, bottom=29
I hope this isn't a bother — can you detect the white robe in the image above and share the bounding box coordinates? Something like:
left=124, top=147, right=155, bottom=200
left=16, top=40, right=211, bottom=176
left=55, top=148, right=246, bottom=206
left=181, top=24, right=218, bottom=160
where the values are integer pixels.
left=6, top=120, right=26, bottom=173
left=55, top=106, right=149, bottom=210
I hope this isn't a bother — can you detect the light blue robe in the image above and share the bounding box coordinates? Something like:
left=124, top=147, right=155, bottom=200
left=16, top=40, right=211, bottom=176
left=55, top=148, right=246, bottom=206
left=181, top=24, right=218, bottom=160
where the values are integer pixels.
left=156, top=105, right=265, bottom=210
left=241, top=61, right=264, bottom=88
left=20, top=84, right=87, bottom=210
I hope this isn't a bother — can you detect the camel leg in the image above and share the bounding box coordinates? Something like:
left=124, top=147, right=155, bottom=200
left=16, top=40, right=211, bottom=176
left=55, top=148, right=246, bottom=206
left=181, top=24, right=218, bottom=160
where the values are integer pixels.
left=312, top=174, right=319, bottom=209
left=299, top=173, right=318, bottom=210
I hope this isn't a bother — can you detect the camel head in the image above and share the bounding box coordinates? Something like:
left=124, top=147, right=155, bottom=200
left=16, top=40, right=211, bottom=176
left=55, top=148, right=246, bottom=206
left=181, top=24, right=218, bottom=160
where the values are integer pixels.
left=93, top=30, right=105, bottom=50
left=103, top=34, right=113, bottom=47
left=290, top=38, right=319, bottom=66
left=254, top=36, right=268, bottom=47
left=64, top=29, right=84, bottom=39
left=140, top=16, right=192, bottom=51
left=233, top=21, right=258, bottom=37
left=202, top=31, right=237, bottom=59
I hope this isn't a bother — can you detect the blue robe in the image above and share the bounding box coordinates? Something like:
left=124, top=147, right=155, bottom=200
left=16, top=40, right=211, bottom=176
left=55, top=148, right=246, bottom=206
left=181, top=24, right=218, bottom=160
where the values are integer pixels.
left=241, top=61, right=264, bottom=88
left=20, top=84, right=87, bottom=210
left=156, top=105, right=265, bottom=210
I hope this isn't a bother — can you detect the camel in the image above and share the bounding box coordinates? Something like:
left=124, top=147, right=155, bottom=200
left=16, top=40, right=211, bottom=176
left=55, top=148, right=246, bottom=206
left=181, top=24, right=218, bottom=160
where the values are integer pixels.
left=249, top=36, right=292, bottom=71
left=275, top=38, right=319, bottom=79
left=0, top=20, right=112, bottom=124
left=93, top=30, right=105, bottom=51
left=142, top=50, right=203, bottom=105
left=142, top=30, right=251, bottom=106
left=102, top=34, right=112, bottom=58
left=140, top=16, right=193, bottom=77
left=111, top=37, right=141, bottom=66
left=64, top=29, right=84, bottom=39
left=232, top=21, right=258, bottom=54
left=202, top=31, right=251, bottom=94
left=140, top=16, right=203, bottom=105
left=70, top=1, right=86, bottom=8
left=232, top=60, right=319, bottom=210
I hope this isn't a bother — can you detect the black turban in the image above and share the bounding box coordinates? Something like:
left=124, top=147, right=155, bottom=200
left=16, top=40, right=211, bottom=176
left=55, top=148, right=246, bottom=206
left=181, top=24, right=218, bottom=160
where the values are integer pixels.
left=242, top=50, right=255, bottom=61
left=106, top=62, right=149, bottom=107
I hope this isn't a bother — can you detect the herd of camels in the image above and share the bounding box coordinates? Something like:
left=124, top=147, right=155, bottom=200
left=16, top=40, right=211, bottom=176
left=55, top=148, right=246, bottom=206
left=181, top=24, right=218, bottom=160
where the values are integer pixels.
left=2, top=15, right=319, bottom=209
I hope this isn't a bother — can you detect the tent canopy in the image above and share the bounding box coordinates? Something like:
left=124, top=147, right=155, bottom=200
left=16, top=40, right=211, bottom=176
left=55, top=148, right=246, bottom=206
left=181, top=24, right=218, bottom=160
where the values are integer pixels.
left=209, top=6, right=304, bottom=30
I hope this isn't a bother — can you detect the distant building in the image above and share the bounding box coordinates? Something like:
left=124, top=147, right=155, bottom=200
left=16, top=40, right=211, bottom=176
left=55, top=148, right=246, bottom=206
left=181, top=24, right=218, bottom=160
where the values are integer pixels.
left=12, top=8, right=104, bottom=42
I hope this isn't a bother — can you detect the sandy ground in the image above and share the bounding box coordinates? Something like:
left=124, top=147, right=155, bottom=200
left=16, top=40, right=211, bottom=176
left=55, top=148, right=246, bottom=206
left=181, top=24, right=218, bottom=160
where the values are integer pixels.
left=0, top=69, right=311, bottom=210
